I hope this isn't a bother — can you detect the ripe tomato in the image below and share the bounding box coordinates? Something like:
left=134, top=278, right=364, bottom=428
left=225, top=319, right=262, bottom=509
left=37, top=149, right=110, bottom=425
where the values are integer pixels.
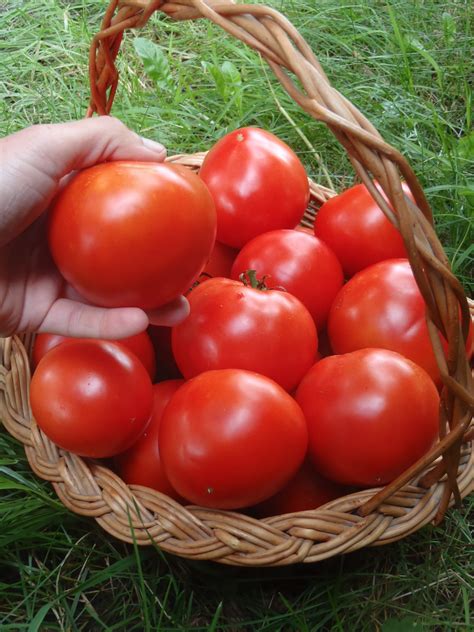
left=253, top=459, right=347, bottom=517
left=172, top=277, right=318, bottom=391
left=327, top=258, right=471, bottom=385
left=48, top=162, right=216, bottom=309
left=159, top=369, right=308, bottom=509
left=32, top=331, right=156, bottom=379
left=200, top=128, right=309, bottom=248
left=30, top=340, right=153, bottom=458
left=115, top=380, right=184, bottom=499
left=201, top=241, right=238, bottom=282
left=314, top=181, right=413, bottom=276
left=231, top=229, right=344, bottom=330
left=296, top=349, right=439, bottom=487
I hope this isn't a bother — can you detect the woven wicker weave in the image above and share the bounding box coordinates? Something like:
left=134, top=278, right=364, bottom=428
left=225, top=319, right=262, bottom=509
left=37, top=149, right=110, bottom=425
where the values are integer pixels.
left=0, top=0, right=472, bottom=566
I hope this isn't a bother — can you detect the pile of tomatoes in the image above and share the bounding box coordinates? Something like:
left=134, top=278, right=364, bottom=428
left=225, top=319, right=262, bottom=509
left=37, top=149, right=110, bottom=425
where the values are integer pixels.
left=30, top=127, right=472, bottom=516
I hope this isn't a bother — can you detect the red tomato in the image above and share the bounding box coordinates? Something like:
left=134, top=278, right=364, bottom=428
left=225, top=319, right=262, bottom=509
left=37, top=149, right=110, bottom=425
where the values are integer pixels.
left=253, top=460, right=347, bottom=517
left=148, top=325, right=182, bottom=381
left=296, top=349, right=440, bottom=487
left=314, top=181, right=413, bottom=276
left=231, top=229, right=343, bottom=330
left=159, top=369, right=308, bottom=508
left=327, top=258, right=471, bottom=385
left=115, top=380, right=184, bottom=499
left=201, top=241, right=238, bottom=281
left=32, top=331, right=156, bottom=379
left=172, top=277, right=318, bottom=391
left=48, top=162, right=216, bottom=309
left=30, top=340, right=153, bottom=458
left=200, top=128, right=309, bottom=248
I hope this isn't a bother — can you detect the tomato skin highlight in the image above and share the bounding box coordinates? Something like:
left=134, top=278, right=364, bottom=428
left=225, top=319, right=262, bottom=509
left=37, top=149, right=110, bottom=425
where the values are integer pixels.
left=159, top=369, right=308, bottom=509
left=172, top=277, right=318, bottom=392
left=327, top=258, right=470, bottom=385
left=253, top=459, right=347, bottom=517
left=296, top=349, right=440, bottom=487
left=231, top=229, right=344, bottom=330
left=115, top=380, right=184, bottom=499
left=30, top=340, right=154, bottom=458
left=200, top=127, right=310, bottom=248
left=32, top=331, right=156, bottom=380
left=314, top=181, right=412, bottom=277
left=48, top=161, right=216, bottom=309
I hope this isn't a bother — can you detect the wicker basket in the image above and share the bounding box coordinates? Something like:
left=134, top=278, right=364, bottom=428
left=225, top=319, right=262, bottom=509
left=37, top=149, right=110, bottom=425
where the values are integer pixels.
left=0, top=0, right=472, bottom=567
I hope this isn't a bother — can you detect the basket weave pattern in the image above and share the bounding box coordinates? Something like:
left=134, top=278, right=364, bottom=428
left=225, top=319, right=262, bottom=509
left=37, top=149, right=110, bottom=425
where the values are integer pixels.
left=0, top=0, right=472, bottom=566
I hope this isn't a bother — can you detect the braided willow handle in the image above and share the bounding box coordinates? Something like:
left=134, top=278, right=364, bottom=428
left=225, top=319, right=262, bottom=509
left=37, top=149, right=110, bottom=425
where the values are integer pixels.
left=1, top=0, right=472, bottom=567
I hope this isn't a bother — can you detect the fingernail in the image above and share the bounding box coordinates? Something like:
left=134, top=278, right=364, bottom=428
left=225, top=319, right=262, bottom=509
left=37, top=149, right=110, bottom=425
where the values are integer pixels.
left=140, top=136, right=166, bottom=155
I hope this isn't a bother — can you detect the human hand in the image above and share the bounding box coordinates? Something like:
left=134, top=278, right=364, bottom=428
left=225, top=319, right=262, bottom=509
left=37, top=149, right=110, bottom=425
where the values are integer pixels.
left=0, top=116, right=189, bottom=339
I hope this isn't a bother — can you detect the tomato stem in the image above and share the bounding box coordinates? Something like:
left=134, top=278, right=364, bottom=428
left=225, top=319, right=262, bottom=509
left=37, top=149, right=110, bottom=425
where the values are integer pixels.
left=239, top=270, right=287, bottom=293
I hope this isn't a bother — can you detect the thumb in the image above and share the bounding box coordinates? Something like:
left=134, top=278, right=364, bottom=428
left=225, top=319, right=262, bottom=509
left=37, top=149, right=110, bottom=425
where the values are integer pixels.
left=0, top=117, right=166, bottom=244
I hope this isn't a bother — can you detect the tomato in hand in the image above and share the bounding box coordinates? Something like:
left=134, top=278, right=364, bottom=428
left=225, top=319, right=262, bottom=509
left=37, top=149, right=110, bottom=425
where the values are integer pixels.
left=172, top=276, right=318, bottom=391
left=200, top=128, right=309, bottom=248
left=314, top=181, right=413, bottom=277
left=32, top=331, right=156, bottom=379
left=30, top=340, right=153, bottom=458
left=48, top=162, right=216, bottom=309
left=115, top=380, right=184, bottom=499
left=296, top=349, right=439, bottom=487
left=327, top=258, right=471, bottom=385
left=159, top=369, right=308, bottom=509
left=253, top=459, right=347, bottom=517
left=231, top=229, right=343, bottom=330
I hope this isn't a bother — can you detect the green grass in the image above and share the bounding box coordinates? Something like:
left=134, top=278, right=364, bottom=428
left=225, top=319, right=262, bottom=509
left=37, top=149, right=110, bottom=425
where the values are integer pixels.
left=0, top=0, right=473, bottom=629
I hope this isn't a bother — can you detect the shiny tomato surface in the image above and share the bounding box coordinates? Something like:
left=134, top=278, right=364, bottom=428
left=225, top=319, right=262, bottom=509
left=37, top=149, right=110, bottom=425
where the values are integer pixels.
left=30, top=340, right=153, bottom=458
left=296, top=349, right=440, bottom=487
left=231, top=229, right=343, bottom=330
left=49, top=161, right=216, bottom=309
left=314, top=181, right=413, bottom=276
left=327, top=258, right=471, bottom=385
left=159, top=369, right=308, bottom=509
left=172, top=277, right=318, bottom=391
left=200, top=128, right=309, bottom=248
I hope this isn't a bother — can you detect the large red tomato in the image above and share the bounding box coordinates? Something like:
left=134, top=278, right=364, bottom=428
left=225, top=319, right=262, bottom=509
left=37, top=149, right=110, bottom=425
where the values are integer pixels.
left=115, top=380, right=184, bottom=499
left=172, top=277, right=318, bottom=391
left=253, top=460, right=347, bottom=517
left=159, top=369, right=308, bottom=509
left=314, top=181, right=413, bottom=277
left=296, top=349, right=440, bottom=487
left=30, top=340, right=153, bottom=458
left=231, top=229, right=344, bottom=330
left=32, top=331, right=156, bottom=379
left=199, top=128, right=309, bottom=248
left=48, top=162, right=216, bottom=309
left=327, top=258, right=471, bottom=385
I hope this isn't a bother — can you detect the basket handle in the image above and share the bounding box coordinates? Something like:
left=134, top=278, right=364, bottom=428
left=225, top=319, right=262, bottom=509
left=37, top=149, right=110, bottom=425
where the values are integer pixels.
left=88, top=0, right=473, bottom=521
